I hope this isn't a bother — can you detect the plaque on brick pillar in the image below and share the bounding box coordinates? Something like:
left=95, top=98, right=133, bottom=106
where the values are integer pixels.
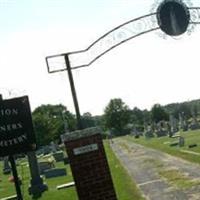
left=63, top=127, right=117, bottom=200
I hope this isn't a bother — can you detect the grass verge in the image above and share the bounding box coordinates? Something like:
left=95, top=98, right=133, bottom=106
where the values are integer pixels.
left=159, top=169, right=200, bottom=189
left=125, top=130, right=200, bottom=165
left=104, top=141, right=145, bottom=200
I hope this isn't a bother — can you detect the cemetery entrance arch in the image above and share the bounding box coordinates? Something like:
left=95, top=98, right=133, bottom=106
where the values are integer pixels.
left=46, top=1, right=200, bottom=128
left=46, top=1, right=200, bottom=200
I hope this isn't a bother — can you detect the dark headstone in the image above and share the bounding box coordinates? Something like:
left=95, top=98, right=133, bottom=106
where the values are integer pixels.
left=43, top=146, right=51, bottom=155
left=52, top=151, right=64, bottom=162
left=134, top=135, right=140, bottom=139
left=145, top=130, right=154, bottom=138
left=188, top=144, right=197, bottom=148
left=179, top=137, right=185, bottom=147
left=190, top=123, right=200, bottom=130
left=44, top=168, right=67, bottom=179
left=63, top=157, right=69, bottom=165
left=156, top=130, right=167, bottom=137
left=3, top=157, right=11, bottom=175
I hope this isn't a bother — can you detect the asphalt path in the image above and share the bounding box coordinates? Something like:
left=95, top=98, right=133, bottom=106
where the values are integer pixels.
left=111, top=137, right=200, bottom=200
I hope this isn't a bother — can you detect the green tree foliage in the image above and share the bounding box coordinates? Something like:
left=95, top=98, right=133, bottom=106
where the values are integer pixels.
left=129, top=107, right=151, bottom=131
left=81, top=112, right=96, bottom=128
left=104, top=98, right=131, bottom=135
left=130, top=107, right=143, bottom=124
left=165, top=100, right=200, bottom=119
left=32, top=104, right=76, bottom=146
left=129, top=107, right=144, bottom=131
left=151, top=104, right=169, bottom=123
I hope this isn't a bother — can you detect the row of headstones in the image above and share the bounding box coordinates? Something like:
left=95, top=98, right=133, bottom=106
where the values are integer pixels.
left=133, top=116, right=200, bottom=139
left=169, top=135, right=198, bottom=148
left=36, top=142, right=69, bottom=179
left=2, top=142, right=69, bottom=179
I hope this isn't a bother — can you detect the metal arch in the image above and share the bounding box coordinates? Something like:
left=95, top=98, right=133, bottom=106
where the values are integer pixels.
left=46, top=7, right=200, bottom=72
left=46, top=12, right=159, bottom=72
left=68, top=13, right=158, bottom=55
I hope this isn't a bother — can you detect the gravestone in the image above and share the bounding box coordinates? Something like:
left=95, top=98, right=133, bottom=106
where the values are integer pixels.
left=190, top=117, right=200, bottom=130
left=52, top=151, right=64, bottom=162
left=155, top=121, right=167, bottom=137
left=57, top=182, right=75, bottom=190
left=189, top=144, right=197, bottom=148
left=36, top=149, right=43, bottom=156
left=63, top=157, right=69, bottom=165
left=50, top=141, right=58, bottom=153
left=63, top=127, right=117, bottom=200
left=3, top=156, right=11, bottom=174
left=42, top=146, right=51, bottom=155
left=179, top=113, right=188, bottom=131
left=38, top=160, right=55, bottom=174
left=131, top=127, right=140, bottom=138
left=179, top=136, right=185, bottom=147
left=169, top=115, right=178, bottom=136
left=44, top=168, right=67, bottom=179
left=144, top=125, right=154, bottom=138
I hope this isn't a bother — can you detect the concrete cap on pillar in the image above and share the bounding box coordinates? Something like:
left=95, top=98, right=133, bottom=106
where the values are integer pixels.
left=62, top=127, right=102, bottom=142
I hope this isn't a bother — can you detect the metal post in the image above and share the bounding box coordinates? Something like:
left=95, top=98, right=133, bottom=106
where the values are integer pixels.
left=65, top=55, right=83, bottom=130
left=9, top=156, right=23, bottom=200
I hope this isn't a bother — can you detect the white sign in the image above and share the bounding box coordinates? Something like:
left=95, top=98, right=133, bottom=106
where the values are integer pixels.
left=73, top=144, right=98, bottom=155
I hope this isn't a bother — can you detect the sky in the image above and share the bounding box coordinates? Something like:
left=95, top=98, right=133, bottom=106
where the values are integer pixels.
left=0, top=0, right=200, bottom=116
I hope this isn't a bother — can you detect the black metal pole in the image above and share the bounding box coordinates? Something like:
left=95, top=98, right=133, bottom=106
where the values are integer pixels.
left=9, top=156, right=23, bottom=200
left=65, top=55, right=83, bottom=130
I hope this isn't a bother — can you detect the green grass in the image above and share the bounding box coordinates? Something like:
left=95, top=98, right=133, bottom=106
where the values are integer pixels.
left=104, top=141, right=145, bottom=200
left=159, top=169, right=200, bottom=189
left=0, top=160, right=78, bottom=200
left=0, top=143, right=144, bottom=200
left=125, top=129, right=200, bottom=164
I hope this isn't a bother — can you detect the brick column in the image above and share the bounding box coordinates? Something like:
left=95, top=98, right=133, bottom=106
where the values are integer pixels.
left=64, top=127, right=117, bottom=200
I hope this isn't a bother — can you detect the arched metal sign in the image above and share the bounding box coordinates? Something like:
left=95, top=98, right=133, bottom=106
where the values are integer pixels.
left=46, top=1, right=200, bottom=71
left=45, top=0, right=200, bottom=129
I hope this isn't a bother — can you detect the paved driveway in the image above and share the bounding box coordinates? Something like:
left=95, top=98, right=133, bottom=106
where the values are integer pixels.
left=111, top=137, right=200, bottom=200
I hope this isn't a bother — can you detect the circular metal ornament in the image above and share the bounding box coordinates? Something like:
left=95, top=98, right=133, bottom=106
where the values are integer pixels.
left=157, top=0, right=190, bottom=36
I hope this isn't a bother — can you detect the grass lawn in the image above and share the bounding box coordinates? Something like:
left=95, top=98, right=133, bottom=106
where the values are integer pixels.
left=0, top=160, right=78, bottom=200
left=125, top=129, right=200, bottom=164
left=0, top=141, right=144, bottom=200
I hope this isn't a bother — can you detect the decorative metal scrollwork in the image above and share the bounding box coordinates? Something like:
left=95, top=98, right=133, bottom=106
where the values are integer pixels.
left=189, top=7, right=200, bottom=24
left=68, top=13, right=159, bottom=69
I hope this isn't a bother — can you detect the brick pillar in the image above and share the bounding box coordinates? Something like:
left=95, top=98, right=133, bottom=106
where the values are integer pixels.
left=64, top=127, right=117, bottom=200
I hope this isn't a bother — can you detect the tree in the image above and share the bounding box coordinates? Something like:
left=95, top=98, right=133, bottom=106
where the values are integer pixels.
left=104, top=98, right=131, bottom=135
left=130, top=107, right=144, bottom=125
left=81, top=112, right=96, bottom=128
left=151, top=104, right=169, bottom=123
left=32, top=104, right=76, bottom=146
